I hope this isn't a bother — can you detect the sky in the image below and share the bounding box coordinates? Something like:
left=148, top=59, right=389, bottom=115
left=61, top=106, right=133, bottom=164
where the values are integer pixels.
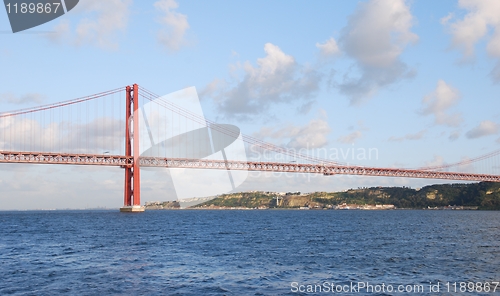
left=0, top=0, right=500, bottom=209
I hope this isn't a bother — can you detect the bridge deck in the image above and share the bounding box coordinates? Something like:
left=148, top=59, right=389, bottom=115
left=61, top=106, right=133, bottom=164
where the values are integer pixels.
left=1, top=151, right=499, bottom=182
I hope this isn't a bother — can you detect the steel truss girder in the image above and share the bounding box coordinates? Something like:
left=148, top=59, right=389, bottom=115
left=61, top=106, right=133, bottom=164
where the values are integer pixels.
left=0, top=151, right=131, bottom=166
left=139, top=157, right=500, bottom=182
left=1, top=151, right=499, bottom=182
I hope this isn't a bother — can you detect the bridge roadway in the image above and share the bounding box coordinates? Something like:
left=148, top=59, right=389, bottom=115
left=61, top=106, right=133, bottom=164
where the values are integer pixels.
left=1, top=150, right=499, bottom=182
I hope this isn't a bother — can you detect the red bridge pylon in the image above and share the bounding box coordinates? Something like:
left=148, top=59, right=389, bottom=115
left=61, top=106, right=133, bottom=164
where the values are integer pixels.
left=120, top=84, right=144, bottom=212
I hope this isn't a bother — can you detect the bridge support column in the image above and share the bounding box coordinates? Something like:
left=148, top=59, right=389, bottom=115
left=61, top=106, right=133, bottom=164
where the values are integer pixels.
left=121, top=84, right=144, bottom=212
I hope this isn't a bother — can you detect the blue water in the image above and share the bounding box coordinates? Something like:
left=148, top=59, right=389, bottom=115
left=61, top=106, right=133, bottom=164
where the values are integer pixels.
left=0, top=210, right=499, bottom=295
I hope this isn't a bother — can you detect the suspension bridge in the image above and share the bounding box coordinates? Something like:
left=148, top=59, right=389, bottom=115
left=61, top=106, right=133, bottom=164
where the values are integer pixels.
left=1, top=84, right=499, bottom=211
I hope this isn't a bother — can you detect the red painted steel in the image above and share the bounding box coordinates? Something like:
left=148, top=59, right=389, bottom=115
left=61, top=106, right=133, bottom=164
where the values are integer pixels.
left=124, top=86, right=133, bottom=206
left=1, top=84, right=500, bottom=212
left=0, top=151, right=499, bottom=182
left=0, top=151, right=131, bottom=165
left=132, top=84, right=141, bottom=206
left=138, top=157, right=500, bottom=182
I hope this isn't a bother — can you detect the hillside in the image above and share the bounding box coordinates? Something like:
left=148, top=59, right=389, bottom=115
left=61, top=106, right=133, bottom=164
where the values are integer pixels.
left=192, top=182, right=500, bottom=210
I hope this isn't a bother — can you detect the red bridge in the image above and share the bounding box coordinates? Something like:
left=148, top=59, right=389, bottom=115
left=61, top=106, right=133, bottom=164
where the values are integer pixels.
left=1, top=85, right=499, bottom=211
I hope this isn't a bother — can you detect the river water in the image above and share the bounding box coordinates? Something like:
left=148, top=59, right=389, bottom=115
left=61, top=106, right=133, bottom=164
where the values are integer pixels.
left=1, top=210, right=499, bottom=295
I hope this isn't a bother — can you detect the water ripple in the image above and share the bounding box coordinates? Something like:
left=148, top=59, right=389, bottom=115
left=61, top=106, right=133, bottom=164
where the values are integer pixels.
left=0, top=210, right=499, bottom=295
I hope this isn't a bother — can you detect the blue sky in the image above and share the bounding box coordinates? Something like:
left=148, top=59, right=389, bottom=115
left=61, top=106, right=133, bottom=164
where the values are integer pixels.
left=1, top=0, right=499, bottom=209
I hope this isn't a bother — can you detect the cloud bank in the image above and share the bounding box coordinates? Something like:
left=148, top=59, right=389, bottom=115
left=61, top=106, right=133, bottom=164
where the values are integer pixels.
left=443, top=0, right=500, bottom=83
left=154, top=0, right=190, bottom=51
left=47, top=0, right=132, bottom=49
left=0, top=93, right=46, bottom=105
left=253, top=117, right=331, bottom=149
left=420, top=80, right=462, bottom=127
left=206, top=43, right=322, bottom=120
left=337, top=0, right=418, bottom=104
left=466, top=120, right=499, bottom=139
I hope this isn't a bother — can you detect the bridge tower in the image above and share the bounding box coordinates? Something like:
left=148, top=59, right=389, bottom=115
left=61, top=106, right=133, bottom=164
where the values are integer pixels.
left=120, top=84, right=144, bottom=212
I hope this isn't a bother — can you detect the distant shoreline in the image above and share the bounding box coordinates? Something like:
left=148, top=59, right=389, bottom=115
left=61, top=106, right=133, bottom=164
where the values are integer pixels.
left=0, top=207, right=494, bottom=211
left=2, top=182, right=498, bottom=211
left=145, top=181, right=500, bottom=211
left=145, top=207, right=481, bottom=211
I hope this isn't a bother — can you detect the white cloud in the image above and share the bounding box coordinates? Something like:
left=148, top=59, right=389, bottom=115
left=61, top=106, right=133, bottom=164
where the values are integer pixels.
left=337, top=121, right=368, bottom=144
left=287, top=119, right=331, bottom=149
left=46, top=0, right=131, bottom=49
left=420, top=80, right=463, bottom=127
left=0, top=115, right=124, bottom=153
left=440, top=13, right=454, bottom=25
left=154, top=0, right=190, bottom=51
left=422, top=155, right=446, bottom=169
left=491, top=63, right=500, bottom=82
left=206, top=43, right=322, bottom=119
left=338, top=0, right=418, bottom=104
left=338, top=131, right=362, bottom=144
left=0, top=93, right=45, bottom=105
left=74, top=0, right=131, bottom=48
left=446, top=0, right=500, bottom=58
left=199, top=79, right=223, bottom=100
left=418, top=155, right=477, bottom=173
left=466, top=120, right=499, bottom=139
left=253, top=117, right=331, bottom=149
left=46, top=20, right=70, bottom=43
left=316, top=37, right=340, bottom=57
left=443, top=0, right=500, bottom=82
left=388, top=129, right=426, bottom=142
left=0, top=166, right=125, bottom=210
left=456, top=156, right=476, bottom=173
left=417, top=154, right=475, bottom=173
left=449, top=130, right=460, bottom=141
